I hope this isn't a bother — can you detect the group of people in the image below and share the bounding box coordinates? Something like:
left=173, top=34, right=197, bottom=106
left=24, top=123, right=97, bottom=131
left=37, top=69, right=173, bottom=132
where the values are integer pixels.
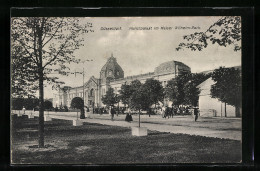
left=86, top=105, right=199, bottom=122
left=160, top=105, right=200, bottom=121
left=108, top=106, right=133, bottom=122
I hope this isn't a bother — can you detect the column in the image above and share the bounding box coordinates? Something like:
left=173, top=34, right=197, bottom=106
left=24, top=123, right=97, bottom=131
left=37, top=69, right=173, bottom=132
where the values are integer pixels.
left=85, top=89, right=88, bottom=106
left=94, top=89, right=98, bottom=107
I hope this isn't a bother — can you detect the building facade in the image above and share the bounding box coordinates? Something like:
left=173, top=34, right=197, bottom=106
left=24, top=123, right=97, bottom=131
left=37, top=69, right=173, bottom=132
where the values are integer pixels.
left=53, top=54, right=191, bottom=108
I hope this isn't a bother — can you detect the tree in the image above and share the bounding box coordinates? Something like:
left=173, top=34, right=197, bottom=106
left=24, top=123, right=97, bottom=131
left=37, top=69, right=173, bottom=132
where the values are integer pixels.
left=12, top=98, right=39, bottom=110
left=101, top=87, right=117, bottom=107
left=129, top=84, right=150, bottom=127
left=119, top=84, right=132, bottom=107
left=142, top=79, right=164, bottom=116
left=119, top=80, right=142, bottom=107
left=183, top=73, right=210, bottom=106
left=176, top=16, right=241, bottom=51
left=44, top=100, right=53, bottom=110
left=165, top=73, right=192, bottom=106
left=71, top=97, right=85, bottom=119
left=11, top=17, right=92, bottom=147
left=165, top=73, right=210, bottom=107
left=210, top=67, right=241, bottom=117
left=130, top=80, right=142, bottom=92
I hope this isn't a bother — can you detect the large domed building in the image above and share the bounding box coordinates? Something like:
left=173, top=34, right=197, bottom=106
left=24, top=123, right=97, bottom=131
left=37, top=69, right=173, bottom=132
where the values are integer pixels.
left=53, top=54, right=191, bottom=108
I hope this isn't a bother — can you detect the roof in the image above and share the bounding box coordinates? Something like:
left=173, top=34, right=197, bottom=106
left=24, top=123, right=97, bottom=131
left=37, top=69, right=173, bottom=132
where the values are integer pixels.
left=100, top=54, right=124, bottom=73
left=154, top=60, right=191, bottom=75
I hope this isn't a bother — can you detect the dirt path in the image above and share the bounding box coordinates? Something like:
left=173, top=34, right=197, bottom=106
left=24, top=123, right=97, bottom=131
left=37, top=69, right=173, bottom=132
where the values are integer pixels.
left=12, top=110, right=241, bottom=141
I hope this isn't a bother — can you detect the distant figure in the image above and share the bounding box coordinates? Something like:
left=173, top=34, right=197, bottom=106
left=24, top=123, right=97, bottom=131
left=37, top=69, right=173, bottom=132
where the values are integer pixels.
left=99, top=107, right=103, bottom=115
left=165, top=106, right=170, bottom=119
left=110, top=106, right=116, bottom=121
left=125, top=108, right=133, bottom=122
left=22, top=106, right=26, bottom=114
left=125, top=113, right=133, bottom=122
left=162, top=106, right=166, bottom=118
left=194, top=107, right=199, bottom=121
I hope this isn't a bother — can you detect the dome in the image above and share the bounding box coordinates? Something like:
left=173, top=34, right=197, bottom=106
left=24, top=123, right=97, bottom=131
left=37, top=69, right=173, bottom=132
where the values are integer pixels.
left=100, top=54, right=124, bottom=83
left=154, top=60, right=191, bottom=75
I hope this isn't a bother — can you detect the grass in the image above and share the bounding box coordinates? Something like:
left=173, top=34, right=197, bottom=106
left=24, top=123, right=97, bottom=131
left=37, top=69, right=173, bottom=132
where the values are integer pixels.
left=11, top=115, right=241, bottom=164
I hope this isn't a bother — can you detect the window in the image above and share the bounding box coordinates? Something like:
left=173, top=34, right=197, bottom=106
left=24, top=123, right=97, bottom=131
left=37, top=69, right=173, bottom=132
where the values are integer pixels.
left=90, top=89, right=94, bottom=96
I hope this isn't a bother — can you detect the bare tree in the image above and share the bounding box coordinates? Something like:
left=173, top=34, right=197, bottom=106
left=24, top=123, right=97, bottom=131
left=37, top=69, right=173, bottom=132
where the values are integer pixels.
left=11, top=17, right=93, bottom=147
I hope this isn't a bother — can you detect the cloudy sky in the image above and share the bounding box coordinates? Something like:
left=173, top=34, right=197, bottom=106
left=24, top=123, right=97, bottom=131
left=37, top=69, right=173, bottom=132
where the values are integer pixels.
left=44, top=17, right=241, bottom=98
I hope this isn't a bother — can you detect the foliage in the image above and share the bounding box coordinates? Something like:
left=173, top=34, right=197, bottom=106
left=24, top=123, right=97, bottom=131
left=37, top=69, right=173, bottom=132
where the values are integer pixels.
left=119, top=84, right=132, bottom=106
left=101, top=87, right=117, bottom=107
left=11, top=17, right=92, bottom=97
left=119, top=80, right=142, bottom=106
left=142, top=78, right=164, bottom=106
left=165, top=73, right=192, bottom=105
left=12, top=98, right=39, bottom=110
left=176, top=16, right=241, bottom=51
left=129, top=85, right=150, bottom=111
left=210, top=67, right=241, bottom=108
left=165, top=73, right=210, bottom=106
left=130, top=80, right=142, bottom=92
left=183, top=73, right=211, bottom=106
left=71, top=97, right=84, bottom=109
left=44, top=100, right=53, bottom=110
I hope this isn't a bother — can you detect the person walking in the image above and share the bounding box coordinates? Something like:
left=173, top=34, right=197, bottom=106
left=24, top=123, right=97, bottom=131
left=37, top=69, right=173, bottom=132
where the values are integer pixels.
left=161, top=106, right=166, bottom=118
left=110, top=106, right=115, bottom=121
left=22, top=106, right=26, bottom=114
left=125, top=108, right=133, bottom=122
left=194, top=107, right=199, bottom=121
left=165, top=106, right=170, bottom=119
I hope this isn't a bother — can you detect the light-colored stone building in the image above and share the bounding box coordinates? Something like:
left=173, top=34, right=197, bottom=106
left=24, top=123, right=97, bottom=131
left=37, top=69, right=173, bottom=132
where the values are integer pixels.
left=53, top=54, right=191, bottom=108
left=197, top=77, right=236, bottom=117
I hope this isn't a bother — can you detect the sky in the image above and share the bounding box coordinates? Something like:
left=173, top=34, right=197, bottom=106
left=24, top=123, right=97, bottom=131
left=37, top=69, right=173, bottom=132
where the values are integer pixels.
left=43, top=17, right=241, bottom=98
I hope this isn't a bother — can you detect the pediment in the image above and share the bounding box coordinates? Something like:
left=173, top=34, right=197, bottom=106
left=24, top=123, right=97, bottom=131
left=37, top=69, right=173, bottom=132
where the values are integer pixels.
left=85, top=76, right=98, bottom=89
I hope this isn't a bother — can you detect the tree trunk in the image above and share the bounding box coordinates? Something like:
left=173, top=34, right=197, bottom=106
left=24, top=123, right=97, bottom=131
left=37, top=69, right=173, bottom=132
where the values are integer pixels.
left=225, top=102, right=227, bottom=117
left=38, top=69, right=44, bottom=147
left=138, top=109, right=141, bottom=127
left=38, top=21, right=44, bottom=148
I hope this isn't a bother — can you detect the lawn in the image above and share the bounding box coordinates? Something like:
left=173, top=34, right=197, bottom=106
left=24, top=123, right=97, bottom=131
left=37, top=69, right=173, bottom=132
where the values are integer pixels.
left=11, top=115, right=241, bottom=164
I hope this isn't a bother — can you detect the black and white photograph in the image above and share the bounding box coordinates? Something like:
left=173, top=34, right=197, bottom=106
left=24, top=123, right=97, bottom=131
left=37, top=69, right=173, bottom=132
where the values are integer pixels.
left=11, top=15, right=242, bottom=164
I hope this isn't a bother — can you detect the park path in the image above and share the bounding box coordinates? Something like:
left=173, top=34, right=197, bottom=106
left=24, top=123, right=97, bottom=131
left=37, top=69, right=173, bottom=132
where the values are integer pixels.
left=11, top=110, right=241, bottom=141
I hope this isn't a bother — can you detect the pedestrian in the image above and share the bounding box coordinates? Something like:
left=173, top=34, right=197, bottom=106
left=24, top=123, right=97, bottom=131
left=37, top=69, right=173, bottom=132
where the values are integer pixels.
left=125, top=108, right=133, bottom=122
left=194, top=107, right=199, bottom=121
left=22, top=106, right=26, bottom=114
left=100, top=107, right=103, bottom=115
left=162, top=106, right=166, bottom=118
left=165, top=106, right=170, bottom=119
left=110, top=106, right=116, bottom=121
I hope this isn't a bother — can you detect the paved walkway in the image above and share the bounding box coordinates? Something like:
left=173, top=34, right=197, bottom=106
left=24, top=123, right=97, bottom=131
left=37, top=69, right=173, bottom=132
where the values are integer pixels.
left=11, top=110, right=241, bottom=141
